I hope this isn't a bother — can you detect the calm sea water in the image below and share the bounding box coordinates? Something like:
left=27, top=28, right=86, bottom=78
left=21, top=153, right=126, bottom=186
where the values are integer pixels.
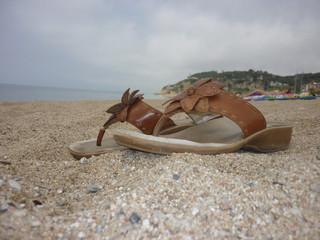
left=0, top=83, right=163, bottom=102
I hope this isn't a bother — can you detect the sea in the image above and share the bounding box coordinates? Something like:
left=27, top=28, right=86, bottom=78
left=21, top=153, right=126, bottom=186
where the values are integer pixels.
left=0, top=83, right=163, bottom=102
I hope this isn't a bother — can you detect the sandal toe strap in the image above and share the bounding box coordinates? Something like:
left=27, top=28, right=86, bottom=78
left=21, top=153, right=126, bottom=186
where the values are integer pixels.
left=154, top=78, right=266, bottom=138
left=96, top=89, right=175, bottom=146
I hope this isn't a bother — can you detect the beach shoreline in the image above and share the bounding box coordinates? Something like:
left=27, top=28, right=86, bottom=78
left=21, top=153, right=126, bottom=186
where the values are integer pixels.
left=0, top=99, right=319, bottom=239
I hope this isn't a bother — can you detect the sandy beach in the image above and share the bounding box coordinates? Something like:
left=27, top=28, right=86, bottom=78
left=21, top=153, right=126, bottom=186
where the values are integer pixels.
left=0, top=98, right=319, bottom=239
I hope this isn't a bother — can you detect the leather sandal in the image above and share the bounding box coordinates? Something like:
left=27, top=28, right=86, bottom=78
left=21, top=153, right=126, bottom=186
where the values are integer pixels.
left=68, top=89, right=194, bottom=159
left=113, top=78, right=292, bottom=154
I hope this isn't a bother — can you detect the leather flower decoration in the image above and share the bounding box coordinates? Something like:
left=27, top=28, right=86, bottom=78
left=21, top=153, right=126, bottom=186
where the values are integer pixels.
left=103, top=88, right=143, bottom=127
left=163, top=78, right=225, bottom=114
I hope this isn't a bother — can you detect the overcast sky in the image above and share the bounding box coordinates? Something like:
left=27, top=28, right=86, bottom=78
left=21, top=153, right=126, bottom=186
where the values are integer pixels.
left=1, top=0, right=319, bottom=93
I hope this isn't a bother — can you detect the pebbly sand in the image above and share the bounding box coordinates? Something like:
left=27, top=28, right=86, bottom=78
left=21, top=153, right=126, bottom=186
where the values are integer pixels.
left=0, top=98, right=319, bottom=239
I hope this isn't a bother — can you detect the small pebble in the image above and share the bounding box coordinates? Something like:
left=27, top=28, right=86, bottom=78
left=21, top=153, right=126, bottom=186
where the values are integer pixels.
left=57, top=189, right=63, bottom=194
left=78, top=231, right=85, bottom=239
left=34, top=192, right=41, bottom=197
left=193, top=167, right=200, bottom=173
left=10, top=201, right=20, bottom=209
left=169, top=227, right=181, bottom=234
left=56, top=199, right=67, bottom=206
left=310, top=184, right=320, bottom=193
left=142, top=219, right=150, bottom=228
left=8, top=180, right=21, bottom=192
left=129, top=212, right=140, bottom=224
left=71, top=222, right=80, bottom=228
left=272, top=181, right=284, bottom=186
left=13, top=210, right=27, bottom=217
left=118, top=209, right=126, bottom=220
left=192, top=208, right=199, bottom=216
left=13, top=175, right=21, bottom=181
left=246, top=181, right=255, bottom=187
left=33, top=200, right=42, bottom=206
left=1, top=202, right=9, bottom=213
left=79, top=157, right=88, bottom=164
left=96, top=225, right=103, bottom=234
left=88, top=184, right=99, bottom=193
left=173, top=174, right=180, bottom=180
left=290, top=208, right=302, bottom=217
left=31, top=221, right=41, bottom=227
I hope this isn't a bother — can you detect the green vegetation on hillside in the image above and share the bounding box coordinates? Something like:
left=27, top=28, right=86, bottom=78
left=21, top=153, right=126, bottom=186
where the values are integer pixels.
left=161, top=69, right=320, bottom=95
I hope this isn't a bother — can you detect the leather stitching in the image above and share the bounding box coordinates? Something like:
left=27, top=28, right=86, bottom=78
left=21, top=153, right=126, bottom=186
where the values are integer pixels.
left=159, top=78, right=266, bottom=138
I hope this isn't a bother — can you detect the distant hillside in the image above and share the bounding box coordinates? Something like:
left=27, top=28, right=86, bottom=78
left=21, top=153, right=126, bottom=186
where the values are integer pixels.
left=160, top=69, right=320, bottom=97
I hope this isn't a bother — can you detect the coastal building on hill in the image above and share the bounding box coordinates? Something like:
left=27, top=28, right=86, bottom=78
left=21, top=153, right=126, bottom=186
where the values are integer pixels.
left=303, top=82, right=320, bottom=92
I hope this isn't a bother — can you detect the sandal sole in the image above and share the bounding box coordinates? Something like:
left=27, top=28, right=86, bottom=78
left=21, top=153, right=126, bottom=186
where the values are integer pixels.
left=113, top=119, right=292, bottom=155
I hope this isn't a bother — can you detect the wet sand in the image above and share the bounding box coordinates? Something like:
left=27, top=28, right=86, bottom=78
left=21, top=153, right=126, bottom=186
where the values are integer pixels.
left=0, top=99, right=319, bottom=239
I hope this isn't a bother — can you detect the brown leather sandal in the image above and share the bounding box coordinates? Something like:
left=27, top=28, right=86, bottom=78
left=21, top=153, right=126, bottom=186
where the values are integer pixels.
left=113, top=78, right=292, bottom=155
left=68, top=89, right=194, bottom=159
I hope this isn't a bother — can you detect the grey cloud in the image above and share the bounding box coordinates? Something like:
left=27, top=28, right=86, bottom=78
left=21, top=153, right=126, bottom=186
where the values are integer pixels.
left=0, top=0, right=319, bottom=93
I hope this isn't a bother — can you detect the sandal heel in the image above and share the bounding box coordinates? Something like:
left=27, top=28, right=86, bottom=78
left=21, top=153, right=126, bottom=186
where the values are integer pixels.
left=243, top=125, right=292, bottom=152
